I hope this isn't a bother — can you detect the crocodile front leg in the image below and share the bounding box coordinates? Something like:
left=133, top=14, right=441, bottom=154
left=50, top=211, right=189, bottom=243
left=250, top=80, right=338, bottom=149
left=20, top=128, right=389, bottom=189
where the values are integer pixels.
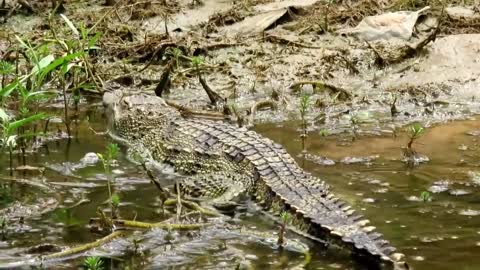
left=178, top=172, right=250, bottom=211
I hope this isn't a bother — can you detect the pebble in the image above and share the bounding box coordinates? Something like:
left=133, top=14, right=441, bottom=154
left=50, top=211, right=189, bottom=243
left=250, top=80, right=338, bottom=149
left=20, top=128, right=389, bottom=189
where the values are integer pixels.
left=362, top=198, right=375, bottom=203
left=458, top=144, right=468, bottom=150
left=112, top=169, right=125, bottom=175
left=80, top=152, right=99, bottom=165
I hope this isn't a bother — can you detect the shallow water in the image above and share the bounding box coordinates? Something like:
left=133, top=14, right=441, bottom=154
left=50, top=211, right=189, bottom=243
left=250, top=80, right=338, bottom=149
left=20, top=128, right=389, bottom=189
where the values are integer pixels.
left=1, top=107, right=480, bottom=269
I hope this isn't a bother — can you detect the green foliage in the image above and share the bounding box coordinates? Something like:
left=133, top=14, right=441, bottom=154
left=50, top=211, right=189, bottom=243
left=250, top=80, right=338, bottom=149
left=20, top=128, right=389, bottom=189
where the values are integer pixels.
left=0, top=15, right=103, bottom=172
left=0, top=61, right=14, bottom=76
left=111, top=193, right=120, bottom=207
left=169, top=48, right=183, bottom=69
left=0, top=108, right=47, bottom=151
left=299, top=94, right=311, bottom=118
left=319, top=129, right=329, bottom=137
left=190, top=56, right=205, bottom=69
left=408, top=123, right=425, bottom=139
left=280, top=211, right=291, bottom=224
left=97, top=143, right=120, bottom=219
left=84, top=256, right=104, bottom=270
left=299, top=93, right=312, bottom=151
left=97, top=143, right=119, bottom=172
left=420, top=191, right=431, bottom=202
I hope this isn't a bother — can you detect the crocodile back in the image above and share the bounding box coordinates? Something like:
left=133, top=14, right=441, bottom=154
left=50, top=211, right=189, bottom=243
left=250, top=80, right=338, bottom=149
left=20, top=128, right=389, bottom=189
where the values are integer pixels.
left=150, top=117, right=407, bottom=269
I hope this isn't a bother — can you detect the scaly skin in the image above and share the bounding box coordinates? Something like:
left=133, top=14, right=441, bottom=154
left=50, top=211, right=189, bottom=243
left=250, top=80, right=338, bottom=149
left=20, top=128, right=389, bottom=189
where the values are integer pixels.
left=103, top=89, right=409, bottom=270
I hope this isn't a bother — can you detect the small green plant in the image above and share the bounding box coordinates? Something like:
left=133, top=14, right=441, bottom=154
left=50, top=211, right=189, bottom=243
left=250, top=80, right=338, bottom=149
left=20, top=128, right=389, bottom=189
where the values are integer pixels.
left=97, top=143, right=120, bottom=219
left=278, top=211, right=291, bottom=246
left=169, top=47, right=183, bottom=70
left=319, top=129, right=328, bottom=137
left=0, top=61, right=14, bottom=88
left=404, top=123, right=425, bottom=159
left=190, top=56, right=205, bottom=73
left=111, top=193, right=120, bottom=208
left=299, top=93, right=312, bottom=152
left=0, top=108, right=46, bottom=174
left=84, top=256, right=104, bottom=270
left=420, top=191, right=431, bottom=202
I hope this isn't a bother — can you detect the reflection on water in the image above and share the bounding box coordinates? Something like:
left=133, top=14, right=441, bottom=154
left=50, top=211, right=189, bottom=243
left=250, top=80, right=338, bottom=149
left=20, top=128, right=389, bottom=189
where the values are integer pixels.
left=1, top=109, right=480, bottom=269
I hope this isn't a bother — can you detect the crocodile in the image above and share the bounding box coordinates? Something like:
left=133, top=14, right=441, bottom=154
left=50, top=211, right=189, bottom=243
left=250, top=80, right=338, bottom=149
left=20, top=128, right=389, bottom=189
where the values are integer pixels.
left=102, top=88, right=409, bottom=270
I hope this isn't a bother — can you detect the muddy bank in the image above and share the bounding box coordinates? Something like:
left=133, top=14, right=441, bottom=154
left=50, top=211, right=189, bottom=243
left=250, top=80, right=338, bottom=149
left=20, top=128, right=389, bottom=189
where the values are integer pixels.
left=2, top=0, right=479, bottom=132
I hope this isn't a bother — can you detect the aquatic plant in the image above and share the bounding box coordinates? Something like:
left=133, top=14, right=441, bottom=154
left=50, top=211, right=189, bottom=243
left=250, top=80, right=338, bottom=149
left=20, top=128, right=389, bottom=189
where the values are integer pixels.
left=299, top=93, right=312, bottom=152
left=278, top=211, right=291, bottom=246
left=420, top=191, right=431, bottom=202
left=407, top=123, right=424, bottom=148
left=404, top=123, right=425, bottom=160
left=97, top=143, right=120, bottom=219
left=169, top=47, right=183, bottom=70
left=0, top=108, right=46, bottom=174
left=191, top=56, right=205, bottom=72
left=0, top=61, right=14, bottom=89
left=319, top=129, right=329, bottom=137
left=84, top=256, right=104, bottom=270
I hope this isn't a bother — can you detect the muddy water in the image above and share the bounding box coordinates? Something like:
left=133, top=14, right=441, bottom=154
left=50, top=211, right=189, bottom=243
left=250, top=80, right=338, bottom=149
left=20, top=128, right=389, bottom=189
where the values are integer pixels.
left=1, top=110, right=480, bottom=269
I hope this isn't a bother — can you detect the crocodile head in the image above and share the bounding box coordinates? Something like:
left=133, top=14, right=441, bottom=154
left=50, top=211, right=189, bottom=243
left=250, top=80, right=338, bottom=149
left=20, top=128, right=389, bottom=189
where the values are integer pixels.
left=103, top=89, right=180, bottom=144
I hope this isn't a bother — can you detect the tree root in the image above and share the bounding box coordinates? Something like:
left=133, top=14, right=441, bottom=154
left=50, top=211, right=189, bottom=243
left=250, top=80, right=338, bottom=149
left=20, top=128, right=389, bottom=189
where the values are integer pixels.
left=154, top=58, right=175, bottom=97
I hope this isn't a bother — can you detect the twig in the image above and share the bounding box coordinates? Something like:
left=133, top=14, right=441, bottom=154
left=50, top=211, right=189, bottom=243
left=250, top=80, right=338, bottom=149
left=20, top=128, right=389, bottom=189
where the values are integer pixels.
left=88, top=0, right=126, bottom=34
left=165, top=100, right=225, bottom=120
left=164, top=198, right=221, bottom=216
left=175, top=181, right=182, bottom=221
left=43, top=231, right=124, bottom=260
left=264, top=34, right=324, bottom=49
left=89, top=218, right=210, bottom=230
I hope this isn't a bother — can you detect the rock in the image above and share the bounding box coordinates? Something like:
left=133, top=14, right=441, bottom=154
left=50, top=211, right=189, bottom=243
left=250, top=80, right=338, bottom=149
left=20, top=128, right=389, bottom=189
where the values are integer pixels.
left=341, top=155, right=379, bottom=164
left=428, top=180, right=449, bottom=193
left=449, top=189, right=471, bottom=196
left=80, top=152, right=99, bottom=165
left=303, top=153, right=336, bottom=166
left=466, top=130, right=480, bottom=136
left=407, top=196, right=421, bottom=202
left=362, top=198, right=375, bottom=203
